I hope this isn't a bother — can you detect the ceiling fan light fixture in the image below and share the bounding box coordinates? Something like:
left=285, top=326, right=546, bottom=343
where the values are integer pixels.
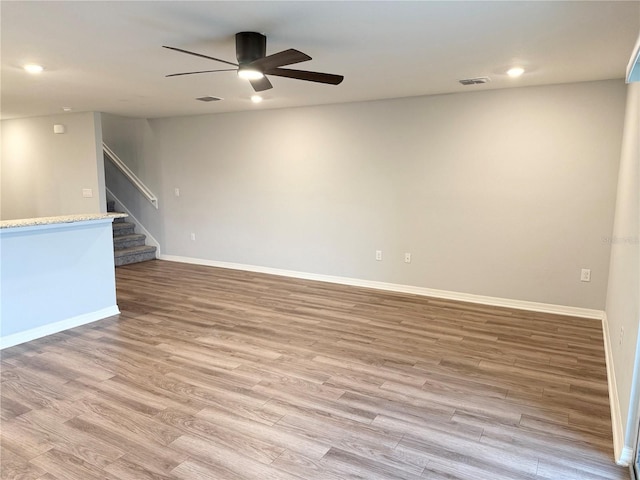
left=237, top=68, right=264, bottom=80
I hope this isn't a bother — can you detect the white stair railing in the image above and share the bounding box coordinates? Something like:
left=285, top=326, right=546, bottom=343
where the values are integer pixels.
left=103, top=143, right=158, bottom=209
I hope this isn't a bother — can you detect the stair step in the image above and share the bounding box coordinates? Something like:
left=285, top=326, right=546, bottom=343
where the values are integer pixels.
left=114, top=245, right=157, bottom=267
left=112, top=221, right=135, bottom=236
left=113, top=213, right=127, bottom=223
left=113, top=233, right=146, bottom=250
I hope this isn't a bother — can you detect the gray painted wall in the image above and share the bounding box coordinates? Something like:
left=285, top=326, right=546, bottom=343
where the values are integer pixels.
left=606, top=82, right=640, bottom=455
left=1, top=112, right=104, bottom=219
left=101, top=113, right=164, bottom=245
left=139, top=80, right=625, bottom=310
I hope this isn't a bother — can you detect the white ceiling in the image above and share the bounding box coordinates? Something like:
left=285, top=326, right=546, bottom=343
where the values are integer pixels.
left=2, top=1, right=639, bottom=120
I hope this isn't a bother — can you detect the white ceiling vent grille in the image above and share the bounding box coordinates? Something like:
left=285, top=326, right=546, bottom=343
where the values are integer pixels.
left=196, top=96, right=223, bottom=102
left=459, top=77, right=491, bottom=86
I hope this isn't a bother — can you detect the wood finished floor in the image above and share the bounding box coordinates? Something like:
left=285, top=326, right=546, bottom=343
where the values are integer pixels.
left=1, top=260, right=629, bottom=480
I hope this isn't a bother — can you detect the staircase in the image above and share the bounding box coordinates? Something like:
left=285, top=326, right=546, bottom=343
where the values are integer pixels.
left=107, top=200, right=157, bottom=266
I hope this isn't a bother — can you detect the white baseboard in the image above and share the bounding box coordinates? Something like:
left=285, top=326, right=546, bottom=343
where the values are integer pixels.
left=603, top=314, right=635, bottom=466
left=106, top=187, right=161, bottom=257
left=0, top=305, right=120, bottom=350
left=620, top=447, right=634, bottom=467
left=159, top=254, right=605, bottom=320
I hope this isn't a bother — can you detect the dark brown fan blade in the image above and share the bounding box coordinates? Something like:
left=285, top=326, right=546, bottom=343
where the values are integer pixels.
left=266, top=67, right=344, bottom=85
left=166, top=69, right=237, bottom=77
left=249, top=76, right=273, bottom=92
left=163, top=46, right=238, bottom=67
left=249, top=49, right=311, bottom=71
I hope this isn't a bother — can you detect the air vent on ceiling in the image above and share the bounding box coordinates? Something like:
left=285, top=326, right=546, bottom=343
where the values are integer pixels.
left=196, top=96, right=223, bottom=102
left=459, top=77, right=491, bottom=86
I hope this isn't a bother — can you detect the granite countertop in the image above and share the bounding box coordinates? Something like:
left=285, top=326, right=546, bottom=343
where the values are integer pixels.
left=0, top=212, right=128, bottom=229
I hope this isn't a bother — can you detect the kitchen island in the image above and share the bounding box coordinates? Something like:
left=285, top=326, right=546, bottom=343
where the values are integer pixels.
left=1, top=212, right=126, bottom=349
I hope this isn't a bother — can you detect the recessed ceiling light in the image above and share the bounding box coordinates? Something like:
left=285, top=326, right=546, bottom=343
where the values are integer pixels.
left=24, top=64, right=44, bottom=74
left=507, top=67, right=525, bottom=78
left=238, top=68, right=264, bottom=80
left=62, top=107, right=72, bottom=112
left=251, top=95, right=263, bottom=103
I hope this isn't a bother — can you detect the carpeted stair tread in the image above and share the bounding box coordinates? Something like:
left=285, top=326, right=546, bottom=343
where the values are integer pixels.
left=114, top=244, right=156, bottom=256
left=112, top=221, right=136, bottom=236
left=114, top=245, right=157, bottom=266
left=113, top=233, right=146, bottom=249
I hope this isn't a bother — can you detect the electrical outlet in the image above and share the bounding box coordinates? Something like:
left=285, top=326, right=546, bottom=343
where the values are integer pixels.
left=190, top=233, right=196, bottom=241
left=375, top=250, right=382, bottom=261
left=404, top=253, right=411, bottom=263
left=174, top=188, right=180, bottom=197
left=580, top=268, right=591, bottom=282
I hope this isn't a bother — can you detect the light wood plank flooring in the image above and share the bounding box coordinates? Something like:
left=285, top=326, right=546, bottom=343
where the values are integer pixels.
left=1, top=259, right=629, bottom=479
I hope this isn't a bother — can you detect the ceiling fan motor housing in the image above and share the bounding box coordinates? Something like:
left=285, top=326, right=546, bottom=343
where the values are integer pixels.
left=236, top=32, right=266, bottom=65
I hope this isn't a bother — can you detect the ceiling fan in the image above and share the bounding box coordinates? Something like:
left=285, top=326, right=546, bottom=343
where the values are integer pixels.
left=163, top=32, right=344, bottom=92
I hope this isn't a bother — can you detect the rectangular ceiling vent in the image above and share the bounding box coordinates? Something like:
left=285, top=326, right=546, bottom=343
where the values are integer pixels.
left=196, top=96, right=223, bottom=102
left=459, top=77, right=491, bottom=86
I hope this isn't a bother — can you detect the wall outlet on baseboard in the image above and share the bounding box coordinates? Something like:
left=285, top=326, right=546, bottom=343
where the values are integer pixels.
left=580, top=268, right=591, bottom=282
left=375, top=250, right=382, bottom=261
